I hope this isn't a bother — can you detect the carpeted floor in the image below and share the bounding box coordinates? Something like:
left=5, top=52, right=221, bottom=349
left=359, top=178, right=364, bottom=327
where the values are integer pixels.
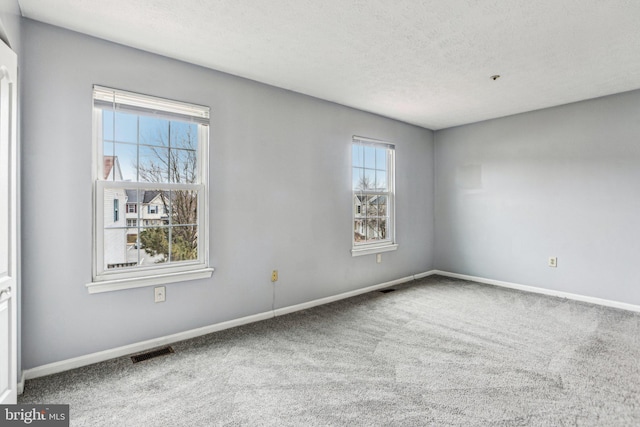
left=20, top=275, right=640, bottom=426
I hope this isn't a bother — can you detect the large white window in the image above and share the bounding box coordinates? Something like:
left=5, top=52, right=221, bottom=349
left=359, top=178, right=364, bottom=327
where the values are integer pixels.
left=351, top=136, right=397, bottom=256
left=88, top=86, right=213, bottom=293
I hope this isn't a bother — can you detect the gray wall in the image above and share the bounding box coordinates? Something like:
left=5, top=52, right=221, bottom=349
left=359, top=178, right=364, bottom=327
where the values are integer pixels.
left=435, top=89, right=640, bottom=305
left=21, top=20, right=435, bottom=369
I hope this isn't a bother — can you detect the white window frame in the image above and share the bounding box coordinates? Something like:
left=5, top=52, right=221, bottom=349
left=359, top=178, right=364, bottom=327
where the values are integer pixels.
left=351, top=136, right=398, bottom=256
left=88, top=86, right=213, bottom=293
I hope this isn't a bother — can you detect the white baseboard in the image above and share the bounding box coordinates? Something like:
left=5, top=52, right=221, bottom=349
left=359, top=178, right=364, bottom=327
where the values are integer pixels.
left=20, top=310, right=274, bottom=386
left=433, top=270, right=640, bottom=313
left=413, top=271, right=435, bottom=280
left=20, top=270, right=436, bottom=388
left=273, top=272, right=435, bottom=316
left=17, top=371, right=25, bottom=395
left=21, top=268, right=638, bottom=392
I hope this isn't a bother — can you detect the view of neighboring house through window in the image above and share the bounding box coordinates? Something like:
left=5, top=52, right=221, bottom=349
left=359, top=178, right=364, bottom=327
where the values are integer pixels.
left=352, top=136, right=397, bottom=255
left=92, top=86, right=210, bottom=287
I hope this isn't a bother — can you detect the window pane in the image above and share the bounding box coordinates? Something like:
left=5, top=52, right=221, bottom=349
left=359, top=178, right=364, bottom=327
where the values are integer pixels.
left=103, top=189, right=127, bottom=227
left=102, top=110, right=114, bottom=142
left=103, top=142, right=115, bottom=179
left=170, top=148, right=198, bottom=183
left=105, top=143, right=137, bottom=181
left=103, top=228, right=132, bottom=270
left=352, top=145, right=363, bottom=167
left=170, top=190, right=198, bottom=225
left=114, top=112, right=138, bottom=143
left=375, top=170, right=387, bottom=191
left=125, top=189, right=140, bottom=214
left=366, top=219, right=379, bottom=241
left=170, top=121, right=198, bottom=150
left=352, top=167, right=364, bottom=191
left=170, top=226, right=198, bottom=262
left=138, top=226, right=169, bottom=264
left=103, top=141, right=115, bottom=158
left=375, top=148, right=387, bottom=170
left=354, top=195, right=364, bottom=217
left=377, top=195, right=388, bottom=217
left=141, top=190, right=169, bottom=224
left=126, top=232, right=140, bottom=265
left=379, top=218, right=387, bottom=240
left=364, top=146, right=375, bottom=169
left=354, top=220, right=365, bottom=242
left=139, top=146, right=169, bottom=183
left=126, top=235, right=141, bottom=267
left=365, top=195, right=379, bottom=216
left=113, top=199, right=119, bottom=222
left=364, top=169, right=375, bottom=190
left=139, top=116, right=169, bottom=147
left=365, top=218, right=387, bottom=241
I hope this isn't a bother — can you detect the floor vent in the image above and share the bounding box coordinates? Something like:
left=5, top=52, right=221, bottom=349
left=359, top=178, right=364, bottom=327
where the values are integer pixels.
left=131, top=346, right=174, bottom=363
left=379, top=289, right=396, bottom=294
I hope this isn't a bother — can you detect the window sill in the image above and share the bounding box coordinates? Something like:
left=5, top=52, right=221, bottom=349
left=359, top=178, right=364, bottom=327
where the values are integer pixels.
left=86, top=267, right=214, bottom=294
left=351, top=244, right=398, bottom=257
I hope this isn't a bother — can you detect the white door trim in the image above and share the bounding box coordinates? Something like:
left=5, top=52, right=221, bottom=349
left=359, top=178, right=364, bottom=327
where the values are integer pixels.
left=0, top=38, right=18, bottom=405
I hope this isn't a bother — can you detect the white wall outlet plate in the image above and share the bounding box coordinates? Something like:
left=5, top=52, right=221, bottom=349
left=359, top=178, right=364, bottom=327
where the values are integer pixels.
left=548, top=257, right=557, bottom=268
left=154, top=286, right=166, bottom=303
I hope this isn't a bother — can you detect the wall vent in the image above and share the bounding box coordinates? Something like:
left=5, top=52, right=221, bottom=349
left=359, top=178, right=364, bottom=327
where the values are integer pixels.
left=131, top=346, right=174, bottom=363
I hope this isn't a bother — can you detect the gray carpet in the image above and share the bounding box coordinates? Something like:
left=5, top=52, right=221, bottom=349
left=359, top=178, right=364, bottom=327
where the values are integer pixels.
left=20, top=275, right=640, bottom=426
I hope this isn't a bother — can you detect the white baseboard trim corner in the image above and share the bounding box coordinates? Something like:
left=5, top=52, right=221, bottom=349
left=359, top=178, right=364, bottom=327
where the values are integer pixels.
left=414, top=270, right=437, bottom=280
left=432, top=270, right=640, bottom=313
left=17, top=370, right=25, bottom=395
left=22, top=270, right=434, bottom=383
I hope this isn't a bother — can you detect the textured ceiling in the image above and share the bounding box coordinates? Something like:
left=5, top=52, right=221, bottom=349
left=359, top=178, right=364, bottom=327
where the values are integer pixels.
left=16, top=0, right=640, bottom=129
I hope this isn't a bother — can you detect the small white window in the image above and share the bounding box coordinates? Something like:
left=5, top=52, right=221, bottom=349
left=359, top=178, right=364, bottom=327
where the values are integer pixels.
left=89, top=86, right=213, bottom=293
left=351, top=136, right=397, bottom=256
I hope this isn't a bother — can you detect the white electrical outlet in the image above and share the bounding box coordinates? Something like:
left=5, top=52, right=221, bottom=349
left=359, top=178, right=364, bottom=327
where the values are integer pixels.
left=548, top=257, right=557, bottom=268
left=376, top=253, right=382, bottom=263
left=154, top=286, right=166, bottom=303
